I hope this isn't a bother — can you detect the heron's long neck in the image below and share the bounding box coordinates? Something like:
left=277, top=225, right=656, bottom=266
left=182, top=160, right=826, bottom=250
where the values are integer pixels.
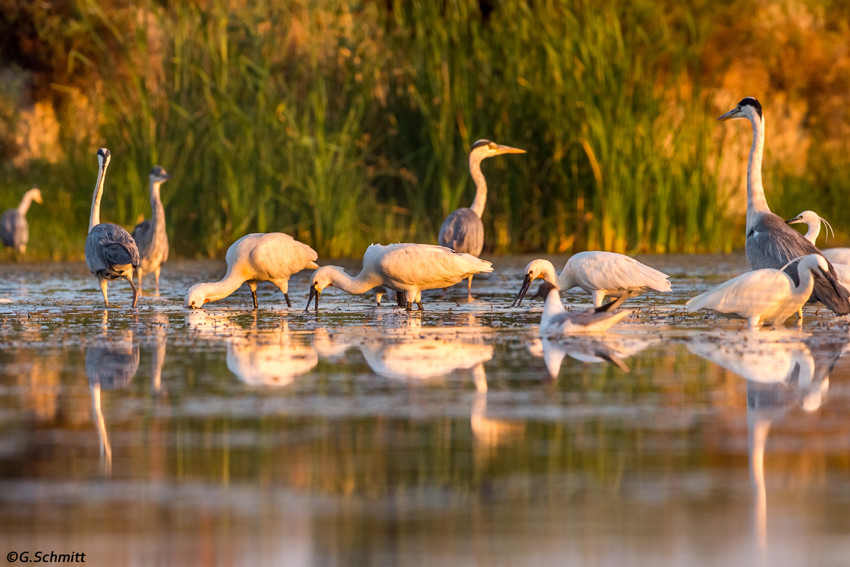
left=150, top=181, right=166, bottom=233
left=469, top=155, right=487, bottom=218
left=746, top=114, right=770, bottom=231
left=329, top=268, right=383, bottom=295
left=89, top=164, right=108, bottom=232
left=18, top=191, right=36, bottom=215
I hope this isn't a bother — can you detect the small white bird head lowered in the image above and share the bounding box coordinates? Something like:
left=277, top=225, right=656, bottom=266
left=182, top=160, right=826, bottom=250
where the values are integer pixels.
left=511, top=259, right=558, bottom=307
left=306, top=265, right=342, bottom=312
left=185, top=283, right=211, bottom=309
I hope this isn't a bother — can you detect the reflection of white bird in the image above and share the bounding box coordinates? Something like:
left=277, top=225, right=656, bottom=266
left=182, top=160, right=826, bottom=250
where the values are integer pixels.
left=132, top=166, right=172, bottom=296
left=512, top=253, right=670, bottom=308
left=307, top=243, right=493, bottom=311
left=438, top=139, right=525, bottom=295
left=227, top=332, right=318, bottom=387
left=718, top=97, right=849, bottom=314
left=686, top=254, right=835, bottom=328
left=358, top=337, right=493, bottom=380
left=85, top=148, right=141, bottom=308
left=186, top=233, right=318, bottom=309
left=786, top=210, right=850, bottom=288
left=530, top=281, right=634, bottom=335
left=531, top=334, right=659, bottom=378
left=1, top=187, right=42, bottom=254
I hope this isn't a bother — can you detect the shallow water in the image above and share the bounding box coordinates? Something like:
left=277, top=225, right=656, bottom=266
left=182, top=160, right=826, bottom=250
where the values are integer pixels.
left=2, top=254, right=850, bottom=566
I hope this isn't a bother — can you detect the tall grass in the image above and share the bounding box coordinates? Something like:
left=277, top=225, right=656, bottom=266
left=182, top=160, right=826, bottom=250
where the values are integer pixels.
left=5, top=0, right=838, bottom=259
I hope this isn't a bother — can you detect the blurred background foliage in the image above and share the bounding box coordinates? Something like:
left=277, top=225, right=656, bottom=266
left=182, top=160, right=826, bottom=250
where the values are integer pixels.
left=1, top=0, right=849, bottom=259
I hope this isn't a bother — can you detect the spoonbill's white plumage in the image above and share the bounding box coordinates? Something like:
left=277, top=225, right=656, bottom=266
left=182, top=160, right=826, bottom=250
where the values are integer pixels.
left=718, top=97, right=850, bottom=314
left=438, top=139, right=525, bottom=294
left=132, top=165, right=172, bottom=296
left=185, top=232, right=318, bottom=309
left=685, top=254, right=833, bottom=328
left=785, top=209, right=850, bottom=268
left=1, top=187, right=42, bottom=254
left=85, top=148, right=141, bottom=308
left=531, top=281, right=635, bottom=335
left=512, top=252, right=671, bottom=308
left=307, top=243, right=493, bottom=311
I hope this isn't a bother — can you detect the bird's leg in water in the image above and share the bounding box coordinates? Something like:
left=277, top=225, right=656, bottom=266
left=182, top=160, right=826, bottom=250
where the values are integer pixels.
left=248, top=282, right=258, bottom=309
left=284, top=293, right=292, bottom=308
left=136, top=268, right=144, bottom=298
left=127, top=276, right=138, bottom=308
left=396, top=291, right=406, bottom=308
left=416, top=301, right=424, bottom=311
left=467, top=275, right=473, bottom=296
left=153, top=268, right=161, bottom=296
left=99, top=277, right=109, bottom=307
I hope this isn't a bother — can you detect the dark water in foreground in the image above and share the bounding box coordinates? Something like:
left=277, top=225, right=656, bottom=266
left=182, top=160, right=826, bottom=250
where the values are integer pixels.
left=1, top=254, right=850, bottom=566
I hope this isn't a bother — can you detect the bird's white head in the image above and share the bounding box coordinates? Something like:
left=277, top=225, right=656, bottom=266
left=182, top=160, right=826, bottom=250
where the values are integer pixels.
left=97, top=147, right=112, bottom=169
left=786, top=210, right=834, bottom=239
left=796, top=254, right=830, bottom=279
left=511, top=259, right=559, bottom=307
left=470, top=139, right=526, bottom=160
left=306, top=265, right=345, bottom=312
left=185, top=283, right=211, bottom=309
left=150, top=165, right=172, bottom=185
left=717, top=97, right=762, bottom=122
left=28, top=187, right=43, bottom=205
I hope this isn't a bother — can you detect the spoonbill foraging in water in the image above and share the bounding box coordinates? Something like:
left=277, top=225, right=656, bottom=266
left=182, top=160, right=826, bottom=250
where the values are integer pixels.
left=185, top=232, right=318, bottom=309
left=529, top=281, right=636, bottom=335
left=307, top=243, right=493, bottom=311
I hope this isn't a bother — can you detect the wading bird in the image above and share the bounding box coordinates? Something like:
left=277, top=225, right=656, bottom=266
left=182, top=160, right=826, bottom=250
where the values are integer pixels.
left=685, top=254, right=835, bottom=328
left=132, top=166, right=172, bottom=296
left=511, top=252, right=671, bottom=308
left=438, top=139, right=525, bottom=294
left=1, top=187, right=43, bottom=255
left=307, top=243, right=493, bottom=311
left=530, top=281, right=635, bottom=335
left=85, top=148, right=141, bottom=308
left=785, top=210, right=850, bottom=266
left=185, top=232, right=319, bottom=309
left=718, top=97, right=850, bottom=314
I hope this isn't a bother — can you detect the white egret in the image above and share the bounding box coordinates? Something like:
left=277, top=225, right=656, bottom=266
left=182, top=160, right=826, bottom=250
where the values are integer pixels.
left=530, top=281, right=635, bottom=335
left=785, top=209, right=850, bottom=265
left=132, top=165, right=172, bottom=295
left=0, top=187, right=42, bottom=254
left=85, top=148, right=141, bottom=308
left=307, top=243, right=493, bottom=311
left=685, top=254, right=835, bottom=328
left=438, top=139, right=525, bottom=294
left=718, top=97, right=849, bottom=314
left=511, top=252, right=671, bottom=308
left=185, top=232, right=319, bottom=309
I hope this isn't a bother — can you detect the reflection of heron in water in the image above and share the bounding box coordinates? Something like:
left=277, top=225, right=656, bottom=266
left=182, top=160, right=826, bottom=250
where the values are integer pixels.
left=86, top=327, right=140, bottom=475
left=138, top=313, right=168, bottom=393
left=687, top=332, right=846, bottom=559
left=528, top=333, right=659, bottom=378
left=470, top=364, right=525, bottom=447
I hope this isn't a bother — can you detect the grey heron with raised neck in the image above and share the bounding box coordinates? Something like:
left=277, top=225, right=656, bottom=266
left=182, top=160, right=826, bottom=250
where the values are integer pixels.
left=718, top=97, right=850, bottom=314
left=85, top=148, right=141, bottom=308
left=1, top=187, right=43, bottom=254
left=132, top=165, right=172, bottom=296
left=438, top=139, right=525, bottom=294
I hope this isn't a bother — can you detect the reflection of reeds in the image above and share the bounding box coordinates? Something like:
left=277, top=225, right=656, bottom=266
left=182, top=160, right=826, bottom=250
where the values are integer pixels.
left=9, top=0, right=842, bottom=258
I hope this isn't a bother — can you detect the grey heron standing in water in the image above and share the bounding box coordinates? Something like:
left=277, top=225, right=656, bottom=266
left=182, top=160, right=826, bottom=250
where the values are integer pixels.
left=1, top=187, right=43, bottom=255
left=718, top=97, right=850, bottom=314
left=438, top=139, right=525, bottom=295
left=132, top=165, right=172, bottom=296
left=85, top=148, right=141, bottom=308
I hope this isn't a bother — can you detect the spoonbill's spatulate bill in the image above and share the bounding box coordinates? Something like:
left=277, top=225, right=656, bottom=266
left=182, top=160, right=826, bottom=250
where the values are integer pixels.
left=185, top=232, right=319, bottom=309
left=512, top=252, right=671, bottom=308
left=307, top=243, right=493, bottom=311
left=0, top=187, right=42, bottom=255
left=685, top=254, right=834, bottom=328
left=438, top=139, right=525, bottom=294
left=718, top=97, right=850, bottom=314
left=132, top=165, right=172, bottom=296
left=84, top=148, right=141, bottom=308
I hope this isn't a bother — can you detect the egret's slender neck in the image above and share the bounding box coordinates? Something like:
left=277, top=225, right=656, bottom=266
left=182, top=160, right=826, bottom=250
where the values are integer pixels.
left=327, top=267, right=384, bottom=295
left=793, top=263, right=819, bottom=298
left=469, top=154, right=488, bottom=218
left=89, top=162, right=109, bottom=232
left=746, top=113, right=770, bottom=231
left=802, top=221, right=820, bottom=245
left=18, top=190, right=38, bottom=215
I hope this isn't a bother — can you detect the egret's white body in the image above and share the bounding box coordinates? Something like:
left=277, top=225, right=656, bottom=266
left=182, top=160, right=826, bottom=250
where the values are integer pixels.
left=185, top=232, right=319, bottom=309
left=1, top=187, right=42, bottom=254
left=512, top=252, right=671, bottom=307
left=307, top=243, right=493, bottom=311
left=532, top=282, right=634, bottom=336
left=685, top=254, right=830, bottom=328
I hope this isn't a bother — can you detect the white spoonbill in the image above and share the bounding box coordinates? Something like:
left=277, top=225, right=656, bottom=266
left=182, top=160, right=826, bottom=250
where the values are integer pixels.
left=785, top=210, right=850, bottom=266
left=307, top=243, right=493, bottom=311
left=718, top=97, right=849, bottom=314
left=511, top=252, right=671, bottom=308
left=530, top=281, right=635, bottom=335
left=1, top=187, right=42, bottom=255
left=85, top=148, right=141, bottom=308
left=185, top=232, right=318, bottom=309
left=438, top=139, right=525, bottom=294
left=685, top=254, right=835, bottom=328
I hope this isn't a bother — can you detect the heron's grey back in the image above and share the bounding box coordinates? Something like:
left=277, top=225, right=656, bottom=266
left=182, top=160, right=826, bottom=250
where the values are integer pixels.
left=0, top=209, right=25, bottom=248
left=86, top=223, right=140, bottom=276
left=438, top=207, right=484, bottom=256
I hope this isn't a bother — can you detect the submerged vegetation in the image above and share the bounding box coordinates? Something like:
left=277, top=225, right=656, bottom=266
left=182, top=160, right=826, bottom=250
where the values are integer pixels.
left=1, top=0, right=849, bottom=259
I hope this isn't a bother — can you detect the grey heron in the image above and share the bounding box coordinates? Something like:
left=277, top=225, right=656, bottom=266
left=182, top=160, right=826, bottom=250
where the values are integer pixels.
left=718, top=97, right=850, bottom=314
left=0, top=187, right=43, bottom=254
left=438, top=139, right=525, bottom=294
left=511, top=252, right=671, bottom=307
left=685, top=254, right=834, bottom=328
left=185, top=232, right=318, bottom=309
left=785, top=209, right=850, bottom=265
left=529, top=281, right=635, bottom=335
left=306, top=243, right=493, bottom=311
left=132, top=165, right=172, bottom=296
left=85, top=148, right=141, bottom=308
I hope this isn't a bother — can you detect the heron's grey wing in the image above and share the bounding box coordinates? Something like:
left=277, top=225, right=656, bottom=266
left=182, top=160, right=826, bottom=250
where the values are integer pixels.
left=132, top=219, right=153, bottom=255
left=86, top=223, right=140, bottom=275
left=438, top=208, right=484, bottom=256
left=0, top=209, right=19, bottom=247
